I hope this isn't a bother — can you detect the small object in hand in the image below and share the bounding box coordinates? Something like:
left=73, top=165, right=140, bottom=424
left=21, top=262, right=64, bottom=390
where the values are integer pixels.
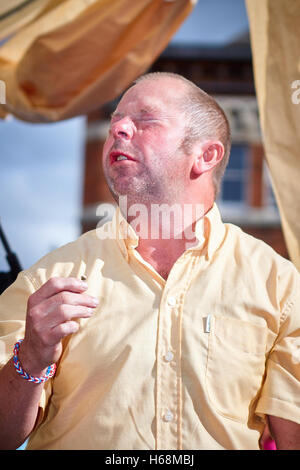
left=80, top=275, right=87, bottom=281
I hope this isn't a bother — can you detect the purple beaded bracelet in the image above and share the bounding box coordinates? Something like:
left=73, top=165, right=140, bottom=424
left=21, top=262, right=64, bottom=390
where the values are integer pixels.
left=13, top=339, right=56, bottom=384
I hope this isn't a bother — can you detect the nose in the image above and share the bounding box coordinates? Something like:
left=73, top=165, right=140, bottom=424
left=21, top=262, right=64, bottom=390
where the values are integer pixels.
left=111, top=117, right=135, bottom=141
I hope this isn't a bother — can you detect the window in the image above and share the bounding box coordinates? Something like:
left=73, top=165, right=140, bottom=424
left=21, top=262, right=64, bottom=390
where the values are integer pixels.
left=218, top=144, right=248, bottom=205
left=263, top=161, right=278, bottom=209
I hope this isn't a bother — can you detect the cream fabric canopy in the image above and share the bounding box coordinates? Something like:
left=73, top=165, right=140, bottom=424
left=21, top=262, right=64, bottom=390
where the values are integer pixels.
left=246, top=0, right=300, bottom=271
left=0, top=0, right=195, bottom=122
left=1, top=0, right=299, bottom=270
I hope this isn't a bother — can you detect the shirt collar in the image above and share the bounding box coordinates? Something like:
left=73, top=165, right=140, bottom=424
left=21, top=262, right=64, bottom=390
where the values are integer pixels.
left=203, top=203, right=227, bottom=260
left=111, top=202, right=226, bottom=261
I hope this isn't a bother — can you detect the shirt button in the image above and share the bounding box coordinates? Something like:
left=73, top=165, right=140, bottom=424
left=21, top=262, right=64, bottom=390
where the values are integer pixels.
left=163, top=410, right=174, bottom=422
left=167, top=296, right=176, bottom=307
left=164, top=351, right=174, bottom=362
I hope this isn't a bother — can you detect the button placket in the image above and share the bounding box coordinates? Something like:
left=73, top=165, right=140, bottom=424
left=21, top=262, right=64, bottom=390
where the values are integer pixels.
left=167, top=296, right=177, bottom=308
left=163, top=410, right=174, bottom=422
left=164, top=351, right=174, bottom=362
left=156, top=294, right=180, bottom=450
left=155, top=254, right=199, bottom=450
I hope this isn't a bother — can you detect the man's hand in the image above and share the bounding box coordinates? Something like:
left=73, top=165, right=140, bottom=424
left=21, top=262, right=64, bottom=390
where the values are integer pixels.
left=19, top=277, right=99, bottom=376
left=0, top=276, right=99, bottom=449
left=268, top=415, right=300, bottom=450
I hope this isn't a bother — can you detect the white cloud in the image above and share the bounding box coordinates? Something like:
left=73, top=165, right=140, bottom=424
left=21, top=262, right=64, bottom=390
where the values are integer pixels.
left=0, top=116, right=86, bottom=273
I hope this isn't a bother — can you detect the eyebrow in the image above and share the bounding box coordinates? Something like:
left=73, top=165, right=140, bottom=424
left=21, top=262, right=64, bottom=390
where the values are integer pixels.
left=110, top=106, right=162, bottom=120
left=140, top=106, right=162, bottom=115
left=110, top=111, right=122, bottom=119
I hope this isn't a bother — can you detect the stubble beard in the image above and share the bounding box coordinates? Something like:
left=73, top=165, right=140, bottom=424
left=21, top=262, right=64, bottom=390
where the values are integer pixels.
left=105, top=166, right=165, bottom=208
left=104, top=147, right=188, bottom=209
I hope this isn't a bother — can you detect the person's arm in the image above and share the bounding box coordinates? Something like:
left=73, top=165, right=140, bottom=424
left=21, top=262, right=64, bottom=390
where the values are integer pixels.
left=267, top=415, right=300, bottom=450
left=0, top=357, right=46, bottom=449
left=0, top=277, right=98, bottom=450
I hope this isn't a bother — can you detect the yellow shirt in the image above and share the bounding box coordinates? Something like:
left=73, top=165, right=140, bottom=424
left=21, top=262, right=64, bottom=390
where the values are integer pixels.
left=0, top=203, right=300, bottom=450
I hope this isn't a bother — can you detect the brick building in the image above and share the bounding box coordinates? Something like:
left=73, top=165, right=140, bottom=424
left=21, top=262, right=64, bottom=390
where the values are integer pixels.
left=81, top=32, right=289, bottom=259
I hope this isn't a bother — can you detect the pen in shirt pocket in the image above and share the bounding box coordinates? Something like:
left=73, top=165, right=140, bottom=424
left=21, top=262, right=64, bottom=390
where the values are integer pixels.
left=204, top=315, right=211, bottom=333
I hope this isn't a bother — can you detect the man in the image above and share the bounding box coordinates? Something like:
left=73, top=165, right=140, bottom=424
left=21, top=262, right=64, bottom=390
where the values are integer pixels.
left=0, top=72, right=300, bottom=450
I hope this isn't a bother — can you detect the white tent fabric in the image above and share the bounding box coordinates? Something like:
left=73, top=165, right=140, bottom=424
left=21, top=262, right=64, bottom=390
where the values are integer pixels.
left=0, top=0, right=55, bottom=41
left=0, top=0, right=196, bottom=122
left=246, top=0, right=300, bottom=270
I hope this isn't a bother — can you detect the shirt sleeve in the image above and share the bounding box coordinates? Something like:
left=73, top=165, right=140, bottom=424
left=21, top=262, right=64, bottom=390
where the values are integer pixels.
left=255, top=266, right=300, bottom=424
left=0, top=271, right=52, bottom=424
left=0, top=271, right=34, bottom=365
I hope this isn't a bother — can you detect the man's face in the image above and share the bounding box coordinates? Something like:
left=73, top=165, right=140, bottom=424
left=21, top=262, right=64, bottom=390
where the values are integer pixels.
left=102, top=78, right=191, bottom=205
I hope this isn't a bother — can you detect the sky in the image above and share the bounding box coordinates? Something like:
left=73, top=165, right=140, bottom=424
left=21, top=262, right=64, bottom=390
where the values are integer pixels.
left=0, top=0, right=249, bottom=273
left=172, top=0, right=248, bottom=45
left=0, top=117, right=85, bottom=271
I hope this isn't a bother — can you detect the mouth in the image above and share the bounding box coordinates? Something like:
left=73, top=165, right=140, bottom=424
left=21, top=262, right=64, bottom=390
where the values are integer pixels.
left=110, top=151, right=137, bottom=165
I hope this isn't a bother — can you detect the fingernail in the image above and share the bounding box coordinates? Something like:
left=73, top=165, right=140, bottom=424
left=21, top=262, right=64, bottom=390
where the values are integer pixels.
left=80, top=281, right=88, bottom=289
left=91, top=297, right=99, bottom=306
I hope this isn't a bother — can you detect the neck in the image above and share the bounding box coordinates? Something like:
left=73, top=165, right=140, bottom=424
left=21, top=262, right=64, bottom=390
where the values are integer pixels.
left=120, top=196, right=213, bottom=280
left=137, top=237, right=188, bottom=280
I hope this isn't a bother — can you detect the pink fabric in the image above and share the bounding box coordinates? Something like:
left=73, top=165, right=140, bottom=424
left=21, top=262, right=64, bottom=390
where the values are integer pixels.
left=263, top=437, right=277, bottom=450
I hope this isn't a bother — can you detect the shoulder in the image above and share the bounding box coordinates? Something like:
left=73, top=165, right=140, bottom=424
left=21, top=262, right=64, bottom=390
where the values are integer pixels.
left=29, top=229, right=99, bottom=268
left=225, top=222, right=292, bottom=268
left=224, top=222, right=300, bottom=307
left=24, top=224, right=116, bottom=289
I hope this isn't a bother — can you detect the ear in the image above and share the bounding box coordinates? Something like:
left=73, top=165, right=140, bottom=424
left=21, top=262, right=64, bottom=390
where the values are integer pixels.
left=192, top=140, right=225, bottom=176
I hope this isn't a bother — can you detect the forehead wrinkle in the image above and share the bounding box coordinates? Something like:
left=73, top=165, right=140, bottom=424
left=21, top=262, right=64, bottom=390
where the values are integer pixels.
left=111, top=104, right=164, bottom=120
left=140, top=106, right=161, bottom=115
left=112, top=82, right=186, bottom=120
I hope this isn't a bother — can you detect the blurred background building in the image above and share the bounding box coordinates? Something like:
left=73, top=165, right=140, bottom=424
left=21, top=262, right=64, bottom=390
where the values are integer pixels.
left=81, top=0, right=288, bottom=258
left=0, top=0, right=288, bottom=277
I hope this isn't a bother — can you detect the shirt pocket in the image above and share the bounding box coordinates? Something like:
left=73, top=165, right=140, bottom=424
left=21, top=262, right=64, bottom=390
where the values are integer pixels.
left=205, top=315, right=267, bottom=423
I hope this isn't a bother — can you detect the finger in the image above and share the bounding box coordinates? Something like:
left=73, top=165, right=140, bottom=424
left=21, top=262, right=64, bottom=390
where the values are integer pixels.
left=29, top=277, right=88, bottom=308
left=48, top=321, right=80, bottom=344
left=47, top=304, right=95, bottom=328
left=37, top=292, right=99, bottom=318
left=50, top=291, right=99, bottom=308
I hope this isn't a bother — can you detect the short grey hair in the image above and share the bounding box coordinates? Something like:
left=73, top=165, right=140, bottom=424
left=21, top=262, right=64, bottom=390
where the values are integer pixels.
left=134, top=72, right=231, bottom=199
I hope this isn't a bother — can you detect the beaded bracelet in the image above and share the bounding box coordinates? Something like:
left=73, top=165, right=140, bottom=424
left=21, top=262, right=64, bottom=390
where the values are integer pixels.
left=13, top=339, right=56, bottom=384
